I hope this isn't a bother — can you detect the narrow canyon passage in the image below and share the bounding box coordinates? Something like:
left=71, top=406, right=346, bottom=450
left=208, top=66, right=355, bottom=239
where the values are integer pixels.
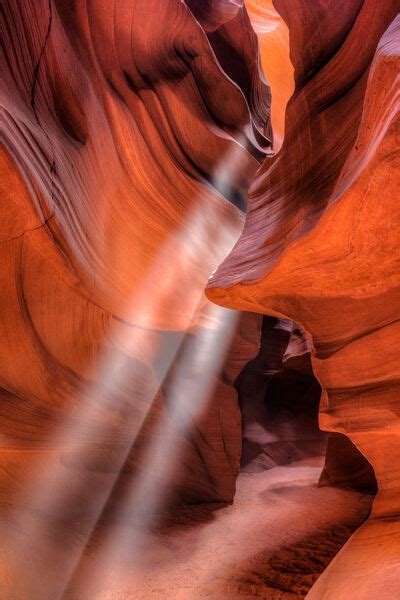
left=66, top=314, right=376, bottom=600
left=1, top=0, right=399, bottom=598
left=2, top=313, right=376, bottom=599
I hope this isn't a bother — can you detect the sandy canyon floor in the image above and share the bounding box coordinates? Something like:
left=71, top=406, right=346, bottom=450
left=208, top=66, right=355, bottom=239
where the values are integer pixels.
left=63, top=457, right=373, bottom=599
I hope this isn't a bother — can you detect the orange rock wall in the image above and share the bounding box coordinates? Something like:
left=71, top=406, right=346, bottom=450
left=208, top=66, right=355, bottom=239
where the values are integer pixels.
left=207, top=2, right=400, bottom=598
left=1, top=0, right=271, bottom=522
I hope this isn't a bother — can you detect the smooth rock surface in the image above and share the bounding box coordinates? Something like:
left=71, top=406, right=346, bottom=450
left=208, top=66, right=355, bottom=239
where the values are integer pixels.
left=207, top=4, right=400, bottom=598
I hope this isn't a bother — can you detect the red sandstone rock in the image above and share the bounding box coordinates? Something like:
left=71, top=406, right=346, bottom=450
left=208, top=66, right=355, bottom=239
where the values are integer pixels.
left=1, top=1, right=273, bottom=596
left=187, top=0, right=274, bottom=144
left=207, top=3, right=400, bottom=597
left=0, top=13, right=275, bottom=600
left=2, top=0, right=399, bottom=597
left=245, top=0, right=294, bottom=150
left=319, top=432, right=377, bottom=494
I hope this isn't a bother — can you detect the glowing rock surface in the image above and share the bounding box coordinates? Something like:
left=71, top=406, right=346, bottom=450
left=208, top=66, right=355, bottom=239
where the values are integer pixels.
left=207, top=3, right=400, bottom=598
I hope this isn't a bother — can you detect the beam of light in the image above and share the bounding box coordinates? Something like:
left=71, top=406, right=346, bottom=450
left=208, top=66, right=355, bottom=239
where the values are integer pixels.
left=2, top=138, right=248, bottom=599
left=2, top=241, right=195, bottom=599
left=62, top=302, right=239, bottom=599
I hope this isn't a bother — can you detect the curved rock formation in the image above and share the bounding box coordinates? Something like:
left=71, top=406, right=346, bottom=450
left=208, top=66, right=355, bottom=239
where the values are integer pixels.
left=245, top=0, right=294, bottom=150
left=1, top=2, right=271, bottom=597
left=186, top=0, right=273, bottom=146
left=1, top=0, right=272, bottom=503
left=207, top=2, right=400, bottom=598
left=2, top=0, right=399, bottom=597
left=319, top=432, right=377, bottom=494
left=1, top=9, right=266, bottom=505
left=208, top=0, right=399, bottom=289
left=2, top=0, right=271, bottom=325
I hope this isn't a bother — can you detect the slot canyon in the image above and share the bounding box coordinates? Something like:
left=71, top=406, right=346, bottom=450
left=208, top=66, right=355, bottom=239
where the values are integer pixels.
left=0, top=0, right=399, bottom=598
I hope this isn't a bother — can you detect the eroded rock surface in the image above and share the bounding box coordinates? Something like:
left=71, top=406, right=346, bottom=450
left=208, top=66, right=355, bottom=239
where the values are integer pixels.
left=1, top=0, right=272, bottom=509
left=1, top=2, right=270, bottom=597
left=207, top=2, right=400, bottom=598
left=1, top=0, right=398, bottom=598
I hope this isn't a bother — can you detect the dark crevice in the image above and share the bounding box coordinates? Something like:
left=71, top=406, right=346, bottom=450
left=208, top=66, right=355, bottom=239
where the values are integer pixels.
left=0, top=211, right=55, bottom=245
left=235, top=313, right=377, bottom=494
left=30, top=0, right=57, bottom=212
left=236, top=315, right=326, bottom=474
left=30, top=0, right=53, bottom=115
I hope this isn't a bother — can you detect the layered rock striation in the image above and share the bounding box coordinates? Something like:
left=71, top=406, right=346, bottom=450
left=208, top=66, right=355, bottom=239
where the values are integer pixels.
left=207, top=2, right=400, bottom=598
left=1, top=1, right=275, bottom=596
